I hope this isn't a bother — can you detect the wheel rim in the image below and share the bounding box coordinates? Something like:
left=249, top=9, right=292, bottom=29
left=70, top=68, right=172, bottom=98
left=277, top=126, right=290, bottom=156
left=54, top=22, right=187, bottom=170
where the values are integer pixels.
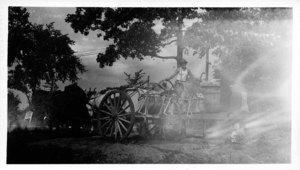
left=97, top=90, right=135, bottom=141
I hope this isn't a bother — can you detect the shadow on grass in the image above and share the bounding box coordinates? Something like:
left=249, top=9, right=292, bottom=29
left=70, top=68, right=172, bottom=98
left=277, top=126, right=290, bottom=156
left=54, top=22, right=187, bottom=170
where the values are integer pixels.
left=7, top=128, right=94, bottom=164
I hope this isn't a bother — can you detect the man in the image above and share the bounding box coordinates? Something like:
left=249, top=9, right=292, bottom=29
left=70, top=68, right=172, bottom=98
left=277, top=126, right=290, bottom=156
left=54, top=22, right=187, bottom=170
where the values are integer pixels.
left=165, top=58, right=197, bottom=98
left=164, top=59, right=201, bottom=137
left=166, top=59, right=194, bottom=82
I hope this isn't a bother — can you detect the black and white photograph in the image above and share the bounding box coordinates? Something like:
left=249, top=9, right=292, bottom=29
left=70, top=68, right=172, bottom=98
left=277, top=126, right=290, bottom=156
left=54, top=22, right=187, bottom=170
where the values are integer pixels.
left=1, top=0, right=300, bottom=167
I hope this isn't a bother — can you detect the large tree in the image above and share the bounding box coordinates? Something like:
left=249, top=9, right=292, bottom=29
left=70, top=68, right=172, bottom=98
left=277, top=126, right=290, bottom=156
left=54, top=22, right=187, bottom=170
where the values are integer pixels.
left=184, top=8, right=292, bottom=87
left=183, top=8, right=292, bottom=110
left=8, top=7, right=86, bottom=94
left=65, top=8, right=292, bottom=89
left=66, top=8, right=201, bottom=68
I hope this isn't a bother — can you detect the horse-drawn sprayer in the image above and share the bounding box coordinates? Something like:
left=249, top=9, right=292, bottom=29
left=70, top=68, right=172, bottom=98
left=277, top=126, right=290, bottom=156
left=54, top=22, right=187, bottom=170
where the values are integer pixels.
left=92, top=76, right=249, bottom=141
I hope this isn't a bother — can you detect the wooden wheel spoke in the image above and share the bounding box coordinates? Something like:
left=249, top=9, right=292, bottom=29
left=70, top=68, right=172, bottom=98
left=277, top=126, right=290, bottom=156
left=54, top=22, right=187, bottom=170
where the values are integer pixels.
left=116, top=121, right=123, bottom=138
left=113, top=122, right=117, bottom=139
left=119, top=100, right=124, bottom=108
left=108, top=122, right=115, bottom=137
left=103, top=103, right=114, bottom=113
left=103, top=121, right=114, bottom=135
left=98, top=116, right=110, bottom=120
left=113, top=94, right=117, bottom=108
left=116, top=93, right=121, bottom=109
left=107, top=97, right=115, bottom=108
left=114, top=93, right=118, bottom=108
left=120, top=98, right=128, bottom=108
left=119, top=112, right=132, bottom=117
left=109, top=94, right=115, bottom=108
left=119, top=117, right=131, bottom=124
left=118, top=120, right=128, bottom=132
left=99, top=108, right=113, bottom=116
left=117, top=104, right=130, bottom=115
left=101, top=119, right=112, bottom=129
left=112, top=93, right=116, bottom=106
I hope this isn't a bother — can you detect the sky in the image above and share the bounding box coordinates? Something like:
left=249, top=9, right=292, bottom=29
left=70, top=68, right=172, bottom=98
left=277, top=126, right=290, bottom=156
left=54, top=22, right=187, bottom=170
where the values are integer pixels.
left=26, top=7, right=217, bottom=92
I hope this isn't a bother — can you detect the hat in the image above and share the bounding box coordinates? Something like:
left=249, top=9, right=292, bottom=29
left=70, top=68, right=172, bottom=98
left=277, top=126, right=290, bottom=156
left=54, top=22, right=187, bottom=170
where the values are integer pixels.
left=179, top=59, right=188, bottom=65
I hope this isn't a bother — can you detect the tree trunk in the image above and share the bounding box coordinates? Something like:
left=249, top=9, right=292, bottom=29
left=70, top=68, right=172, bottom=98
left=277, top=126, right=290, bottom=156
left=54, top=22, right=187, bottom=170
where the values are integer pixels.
left=176, top=9, right=184, bottom=68
left=205, top=48, right=210, bottom=80
left=177, top=44, right=183, bottom=67
left=50, top=79, right=55, bottom=93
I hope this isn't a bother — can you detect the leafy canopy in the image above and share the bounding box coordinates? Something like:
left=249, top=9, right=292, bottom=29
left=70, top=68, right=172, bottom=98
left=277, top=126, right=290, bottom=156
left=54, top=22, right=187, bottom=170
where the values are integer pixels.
left=8, top=7, right=86, bottom=94
left=66, top=8, right=200, bottom=67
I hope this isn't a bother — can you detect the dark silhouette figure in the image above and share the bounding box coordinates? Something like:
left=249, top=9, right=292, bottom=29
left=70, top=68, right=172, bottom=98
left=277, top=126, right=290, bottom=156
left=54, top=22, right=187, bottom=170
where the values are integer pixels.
left=32, top=83, right=91, bottom=133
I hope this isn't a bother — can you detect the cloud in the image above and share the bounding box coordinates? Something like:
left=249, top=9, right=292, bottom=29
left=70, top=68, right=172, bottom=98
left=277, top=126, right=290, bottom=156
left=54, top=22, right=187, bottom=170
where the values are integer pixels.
left=77, top=54, right=131, bottom=90
left=27, top=7, right=73, bottom=24
left=82, top=37, right=89, bottom=42
left=105, top=61, right=130, bottom=76
left=71, top=33, right=112, bottom=53
left=51, top=14, right=64, bottom=19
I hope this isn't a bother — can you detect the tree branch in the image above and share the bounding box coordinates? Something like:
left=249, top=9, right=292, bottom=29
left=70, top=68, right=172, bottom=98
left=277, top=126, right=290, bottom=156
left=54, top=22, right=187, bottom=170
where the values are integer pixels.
left=151, top=55, right=177, bottom=60
left=162, top=39, right=177, bottom=47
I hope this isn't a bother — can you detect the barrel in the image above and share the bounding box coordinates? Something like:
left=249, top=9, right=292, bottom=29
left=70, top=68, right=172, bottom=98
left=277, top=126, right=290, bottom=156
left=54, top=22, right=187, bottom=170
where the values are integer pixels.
left=201, top=84, right=221, bottom=113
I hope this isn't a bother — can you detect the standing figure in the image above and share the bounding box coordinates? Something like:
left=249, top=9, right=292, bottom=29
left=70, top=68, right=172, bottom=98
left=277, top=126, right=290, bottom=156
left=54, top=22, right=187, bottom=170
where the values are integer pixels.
left=164, top=59, right=198, bottom=137
left=165, top=58, right=196, bottom=99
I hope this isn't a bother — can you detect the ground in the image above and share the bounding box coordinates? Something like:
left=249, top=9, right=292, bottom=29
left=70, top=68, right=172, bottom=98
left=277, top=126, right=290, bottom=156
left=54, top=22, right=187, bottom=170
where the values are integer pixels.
left=7, top=123, right=290, bottom=164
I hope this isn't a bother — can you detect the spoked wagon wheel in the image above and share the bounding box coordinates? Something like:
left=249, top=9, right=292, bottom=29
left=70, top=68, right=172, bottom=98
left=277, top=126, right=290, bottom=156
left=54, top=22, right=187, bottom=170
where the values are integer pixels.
left=97, top=90, right=135, bottom=141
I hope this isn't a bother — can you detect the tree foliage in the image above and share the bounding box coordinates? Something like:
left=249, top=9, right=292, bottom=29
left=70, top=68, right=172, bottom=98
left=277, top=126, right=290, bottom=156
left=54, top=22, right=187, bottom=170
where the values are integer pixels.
left=124, top=69, right=147, bottom=87
left=8, top=7, right=32, bottom=67
left=8, top=7, right=86, bottom=94
left=66, top=8, right=200, bottom=68
left=65, top=7, right=292, bottom=95
left=185, top=8, right=292, bottom=91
